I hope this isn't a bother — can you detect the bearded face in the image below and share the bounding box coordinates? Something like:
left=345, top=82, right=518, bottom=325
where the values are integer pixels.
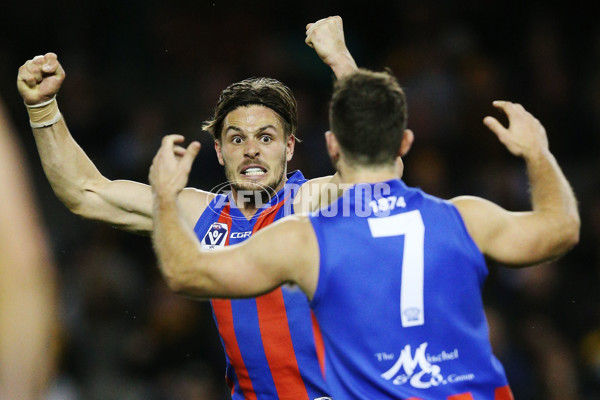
left=215, top=105, right=294, bottom=207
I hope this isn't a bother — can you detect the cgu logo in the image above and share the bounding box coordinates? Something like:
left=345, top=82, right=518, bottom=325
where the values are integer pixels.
left=230, top=231, right=252, bottom=239
left=381, top=342, right=444, bottom=389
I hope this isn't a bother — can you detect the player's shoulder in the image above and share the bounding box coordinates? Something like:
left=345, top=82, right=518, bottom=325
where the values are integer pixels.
left=180, top=187, right=217, bottom=205
left=392, top=181, right=450, bottom=210
left=265, top=214, right=315, bottom=247
left=179, top=188, right=218, bottom=227
left=293, top=174, right=338, bottom=214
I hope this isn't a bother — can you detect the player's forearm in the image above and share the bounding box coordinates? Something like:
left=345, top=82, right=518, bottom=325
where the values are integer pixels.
left=525, top=149, right=580, bottom=253
left=32, top=116, right=109, bottom=213
left=329, top=52, right=358, bottom=80
left=151, top=194, right=210, bottom=296
left=33, top=117, right=156, bottom=233
left=19, top=55, right=111, bottom=218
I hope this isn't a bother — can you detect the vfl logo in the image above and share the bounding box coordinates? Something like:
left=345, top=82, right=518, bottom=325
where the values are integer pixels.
left=201, top=223, right=229, bottom=249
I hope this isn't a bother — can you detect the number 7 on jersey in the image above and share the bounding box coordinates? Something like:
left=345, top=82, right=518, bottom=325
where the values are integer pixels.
left=367, top=210, right=425, bottom=327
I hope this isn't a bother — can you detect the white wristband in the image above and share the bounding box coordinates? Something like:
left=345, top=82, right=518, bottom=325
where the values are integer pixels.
left=25, top=96, right=57, bottom=109
left=30, top=112, right=62, bottom=129
left=25, top=96, right=61, bottom=129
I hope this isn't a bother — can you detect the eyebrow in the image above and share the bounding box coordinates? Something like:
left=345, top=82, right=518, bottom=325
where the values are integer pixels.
left=224, top=125, right=279, bottom=135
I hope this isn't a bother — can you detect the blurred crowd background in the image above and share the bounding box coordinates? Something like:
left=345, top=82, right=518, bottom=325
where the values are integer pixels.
left=1, top=1, right=599, bottom=399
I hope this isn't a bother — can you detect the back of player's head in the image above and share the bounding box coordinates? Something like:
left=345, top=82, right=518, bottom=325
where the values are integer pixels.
left=329, top=69, right=407, bottom=166
left=203, top=77, right=298, bottom=142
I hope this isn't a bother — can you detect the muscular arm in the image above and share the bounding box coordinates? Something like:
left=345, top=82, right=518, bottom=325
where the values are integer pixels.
left=154, top=199, right=319, bottom=299
left=18, top=53, right=210, bottom=234
left=0, top=97, right=57, bottom=400
left=293, top=15, right=359, bottom=213
left=451, top=101, right=580, bottom=267
left=149, top=135, right=319, bottom=299
left=31, top=117, right=157, bottom=232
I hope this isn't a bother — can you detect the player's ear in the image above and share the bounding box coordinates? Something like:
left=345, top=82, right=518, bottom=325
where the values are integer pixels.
left=214, top=140, right=225, bottom=166
left=325, top=131, right=340, bottom=161
left=286, top=134, right=295, bottom=162
left=399, top=129, right=414, bottom=157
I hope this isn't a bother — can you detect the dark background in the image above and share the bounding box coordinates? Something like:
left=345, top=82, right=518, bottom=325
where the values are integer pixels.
left=1, top=1, right=599, bottom=399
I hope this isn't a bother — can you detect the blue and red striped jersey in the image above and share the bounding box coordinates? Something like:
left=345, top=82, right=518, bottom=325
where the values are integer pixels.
left=194, top=171, right=331, bottom=400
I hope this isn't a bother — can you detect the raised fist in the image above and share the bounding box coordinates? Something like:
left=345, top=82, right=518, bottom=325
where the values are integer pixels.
left=305, top=16, right=348, bottom=66
left=17, top=53, right=66, bottom=106
left=305, top=16, right=357, bottom=78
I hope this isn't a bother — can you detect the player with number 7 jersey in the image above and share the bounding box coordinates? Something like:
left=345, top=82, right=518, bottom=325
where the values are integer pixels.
left=150, top=68, right=578, bottom=400
left=309, top=179, right=513, bottom=400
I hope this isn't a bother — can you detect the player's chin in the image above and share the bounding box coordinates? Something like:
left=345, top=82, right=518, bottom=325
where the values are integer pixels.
left=238, top=173, right=285, bottom=195
left=234, top=175, right=269, bottom=191
left=236, top=181, right=265, bottom=191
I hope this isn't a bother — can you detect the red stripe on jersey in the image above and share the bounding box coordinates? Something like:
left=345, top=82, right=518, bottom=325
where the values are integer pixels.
left=253, top=196, right=309, bottom=399
left=211, top=206, right=258, bottom=399
left=253, top=194, right=289, bottom=232
left=311, top=311, right=325, bottom=377
left=256, top=289, right=309, bottom=400
left=218, top=204, right=232, bottom=232
left=448, top=393, right=474, bottom=400
left=494, top=385, right=514, bottom=400
left=212, top=299, right=256, bottom=399
left=406, top=398, right=423, bottom=400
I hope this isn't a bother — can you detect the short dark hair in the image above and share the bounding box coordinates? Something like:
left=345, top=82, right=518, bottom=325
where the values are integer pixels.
left=329, top=69, right=407, bottom=166
left=202, top=77, right=298, bottom=142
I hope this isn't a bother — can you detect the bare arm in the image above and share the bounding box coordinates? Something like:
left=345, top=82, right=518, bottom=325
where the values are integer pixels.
left=451, top=101, right=580, bottom=266
left=294, top=15, right=359, bottom=213
left=17, top=53, right=210, bottom=234
left=0, top=97, right=57, bottom=400
left=306, top=16, right=358, bottom=80
left=149, top=135, right=319, bottom=299
left=294, top=173, right=353, bottom=213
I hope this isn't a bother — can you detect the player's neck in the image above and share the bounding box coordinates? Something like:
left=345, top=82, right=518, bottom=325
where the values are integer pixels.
left=340, top=170, right=398, bottom=185
left=337, top=160, right=400, bottom=185
left=238, top=203, right=260, bottom=218
left=231, top=177, right=288, bottom=219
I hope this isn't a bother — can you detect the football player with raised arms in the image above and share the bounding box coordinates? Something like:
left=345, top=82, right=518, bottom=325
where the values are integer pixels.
left=17, top=16, right=356, bottom=400
left=149, top=68, right=580, bottom=399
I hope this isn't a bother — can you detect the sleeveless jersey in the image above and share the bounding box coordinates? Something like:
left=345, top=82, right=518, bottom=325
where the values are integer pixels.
left=309, top=179, right=513, bottom=400
left=194, top=171, right=331, bottom=400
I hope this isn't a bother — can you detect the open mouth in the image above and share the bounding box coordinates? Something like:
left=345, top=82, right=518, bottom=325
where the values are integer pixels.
left=241, top=165, right=267, bottom=177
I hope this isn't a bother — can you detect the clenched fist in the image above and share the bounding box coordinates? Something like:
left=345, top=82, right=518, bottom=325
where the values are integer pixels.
left=306, top=16, right=357, bottom=79
left=17, top=53, right=66, bottom=106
